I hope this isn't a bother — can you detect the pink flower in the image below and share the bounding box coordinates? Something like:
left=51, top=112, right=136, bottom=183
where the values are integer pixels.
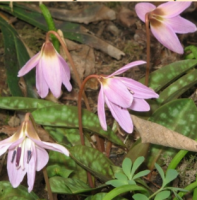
left=135, top=2, right=197, bottom=54
left=0, top=113, right=69, bottom=192
left=18, top=41, right=72, bottom=98
left=97, top=61, right=159, bottom=133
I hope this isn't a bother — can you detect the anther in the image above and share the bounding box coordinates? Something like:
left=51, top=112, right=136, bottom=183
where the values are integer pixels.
left=11, top=150, right=16, bottom=163
left=16, top=147, right=21, bottom=167
left=27, top=150, right=32, bottom=163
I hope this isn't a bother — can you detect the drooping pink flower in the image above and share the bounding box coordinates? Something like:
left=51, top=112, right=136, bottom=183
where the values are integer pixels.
left=135, top=2, right=197, bottom=54
left=18, top=41, right=72, bottom=98
left=0, top=113, right=69, bottom=192
left=97, top=61, right=159, bottom=133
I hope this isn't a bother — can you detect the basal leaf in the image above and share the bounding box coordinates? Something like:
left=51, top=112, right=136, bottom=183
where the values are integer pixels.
left=0, top=15, right=37, bottom=97
left=147, top=99, right=197, bottom=169
left=155, top=163, right=165, bottom=182
left=70, top=145, right=114, bottom=181
left=163, top=169, right=179, bottom=187
left=132, top=193, right=149, bottom=200
left=32, top=105, right=123, bottom=146
left=132, top=170, right=150, bottom=180
left=139, top=60, right=197, bottom=92
left=0, top=181, right=38, bottom=200
left=122, top=158, right=132, bottom=179
left=130, top=156, right=145, bottom=178
left=154, top=190, right=171, bottom=200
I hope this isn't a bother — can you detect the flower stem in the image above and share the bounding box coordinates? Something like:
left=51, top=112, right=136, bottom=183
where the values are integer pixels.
left=46, top=30, right=91, bottom=111
left=43, top=167, right=54, bottom=200
left=145, top=13, right=150, bottom=86
left=40, top=4, right=59, bottom=52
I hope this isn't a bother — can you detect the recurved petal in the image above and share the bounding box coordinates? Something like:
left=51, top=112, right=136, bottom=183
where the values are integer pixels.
left=98, top=85, right=107, bottom=131
left=120, top=77, right=159, bottom=99
left=41, top=54, right=62, bottom=98
left=26, top=141, right=36, bottom=192
left=150, top=22, right=183, bottom=54
left=135, top=3, right=156, bottom=22
left=157, top=2, right=192, bottom=18
left=103, top=78, right=133, bottom=108
left=32, top=139, right=69, bottom=157
left=105, top=97, right=133, bottom=134
left=130, top=98, right=150, bottom=112
left=0, top=137, right=15, bottom=156
left=36, top=146, right=49, bottom=171
left=36, top=61, right=49, bottom=98
left=18, top=52, right=40, bottom=77
left=58, top=54, right=71, bottom=80
left=163, top=16, right=197, bottom=34
left=60, top=63, right=72, bottom=92
left=7, top=149, right=27, bottom=188
left=108, top=61, right=146, bottom=77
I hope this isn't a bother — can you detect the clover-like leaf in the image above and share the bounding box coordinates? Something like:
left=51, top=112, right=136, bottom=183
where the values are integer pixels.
left=163, top=169, right=179, bottom=187
left=155, top=163, right=165, bottom=183
left=154, top=190, right=171, bottom=200
left=122, top=158, right=132, bottom=180
left=130, top=156, right=145, bottom=178
left=133, top=170, right=150, bottom=180
left=133, top=193, right=149, bottom=200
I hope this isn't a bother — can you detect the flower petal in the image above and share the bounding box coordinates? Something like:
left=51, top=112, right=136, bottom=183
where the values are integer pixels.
left=130, top=98, right=150, bottom=112
left=105, top=97, right=133, bottom=133
left=36, top=146, right=49, bottom=171
left=60, top=64, right=72, bottom=92
left=157, top=2, right=192, bottom=18
left=0, top=137, right=15, bottom=156
left=41, top=54, right=62, bottom=98
left=163, top=16, right=197, bottom=34
left=120, top=77, right=159, bottom=99
left=32, top=139, right=69, bottom=157
left=97, top=84, right=107, bottom=131
left=103, top=78, right=133, bottom=108
left=135, top=3, right=156, bottom=22
left=7, top=149, right=27, bottom=188
left=26, top=141, right=36, bottom=192
left=108, top=61, right=146, bottom=77
left=36, top=61, right=49, bottom=98
left=18, top=52, right=40, bottom=77
left=58, top=54, right=71, bottom=80
left=150, top=22, right=183, bottom=54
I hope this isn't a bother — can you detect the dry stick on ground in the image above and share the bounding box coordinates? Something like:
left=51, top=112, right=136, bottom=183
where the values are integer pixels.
left=145, top=13, right=151, bottom=86
left=46, top=30, right=104, bottom=153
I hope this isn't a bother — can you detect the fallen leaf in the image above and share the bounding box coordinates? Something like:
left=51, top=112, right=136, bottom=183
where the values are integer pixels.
left=131, top=115, right=197, bottom=152
left=49, top=4, right=116, bottom=24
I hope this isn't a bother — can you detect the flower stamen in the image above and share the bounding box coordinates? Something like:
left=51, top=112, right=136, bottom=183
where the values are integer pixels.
left=11, top=150, right=16, bottom=163
left=16, top=147, right=21, bottom=167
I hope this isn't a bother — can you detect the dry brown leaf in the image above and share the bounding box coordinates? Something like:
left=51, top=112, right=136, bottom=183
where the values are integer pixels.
left=49, top=4, right=116, bottom=24
left=117, top=7, right=136, bottom=27
left=131, top=115, right=197, bottom=152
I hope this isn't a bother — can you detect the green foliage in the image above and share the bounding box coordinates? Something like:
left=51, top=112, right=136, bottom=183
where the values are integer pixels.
left=0, top=181, right=38, bottom=200
left=106, top=157, right=150, bottom=187
left=185, top=45, right=197, bottom=59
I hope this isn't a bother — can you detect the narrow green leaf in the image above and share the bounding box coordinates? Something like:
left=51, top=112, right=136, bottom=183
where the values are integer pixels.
left=122, top=158, right=132, bottom=179
left=102, top=185, right=148, bottom=200
left=0, top=97, right=56, bottom=111
left=132, top=193, right=149, bottom=200
left=155, top=163, right=165, bottom=182
left=0, top=181, right=38, bottom=200
left=163, top=169, right=179, bottom=187
left=32, top=105, right=124, bottom=146
left=154, top=190, right=171, bottom=200
left=0, top=15, right=37, bottom=97
left=139, top=60, right=197, bottom=92
left=130, top=156, right=144, bottom=178
left=156, top=69, right=197, bottom=104
left=106, top=180, right=128, bottom=188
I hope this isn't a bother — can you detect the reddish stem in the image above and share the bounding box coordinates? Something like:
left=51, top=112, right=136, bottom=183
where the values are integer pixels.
left=145, top=13, right=151, bottom=86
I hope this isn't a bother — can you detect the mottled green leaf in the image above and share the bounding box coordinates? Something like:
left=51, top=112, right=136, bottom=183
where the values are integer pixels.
left=157, top=69, right=197, bottom=104
left=48, top=151, right=87, bottom=183
left=0, top=15, right=37, bottom=97
left=32, top=105, right=123, bottom=146
left=0, top=181, right=38, bottom=200
left=139, top=60, right=197, bottom=92
left=49, top=176, right=105, bottom=194
left=70, top=145, right=114, bottom=181
left=147, top=99, right=197, bottom=169
left=47, top=164, right=73, bottom=178
left=0, top=97, right=56, bottom=111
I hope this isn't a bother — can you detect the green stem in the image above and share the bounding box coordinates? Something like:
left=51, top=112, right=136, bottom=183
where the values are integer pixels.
left=173, top=181, right=197, bottom=200
left=39, top=3, right=59, bottom=52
